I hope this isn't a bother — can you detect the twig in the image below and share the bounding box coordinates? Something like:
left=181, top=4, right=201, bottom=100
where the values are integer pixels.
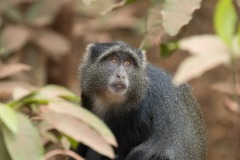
left=100, top=0, right=127, bottom=16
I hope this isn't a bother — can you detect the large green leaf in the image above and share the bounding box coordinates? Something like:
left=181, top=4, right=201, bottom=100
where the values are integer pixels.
left=0, top=103, right=17, bottom=134
left=214, top=0, right=237, bottom=45
left=161, top=0, right=202, bottom=36
left=3, top=113, right=44, bottom=160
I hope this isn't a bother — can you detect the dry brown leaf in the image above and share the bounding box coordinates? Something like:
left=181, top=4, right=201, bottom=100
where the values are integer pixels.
left=100, top=0, right=126, bottom=15
left=0, top=63, right=31, bottom=79
left=224, top=97, right=240, bottom=115
left=82, top=0, right=97, bottom=6
left=48, top=102, right=117, bottom=147
left=44, top=149, right=84, bottom=160
left=84, top=32, right=112, bottom=43
left=174, top=53, right=229, bottom=85
left=33, top=30, right=71, bottom=56
left=174, top=35, right=231, bottom=85
left=179, top=35, right=230, bottom=56
left=0, top=80, right=37, bottom=98
left=74, top=0, right=113, bottom=17
left=41, top=112, right=115, bottom=159
left=140, top=0, right=163, bottom=49
left=26, top=0, right=69, bottom=27
left=104, top=10, right=138, bottom=30
left=0, top=15, right=2, bottom=28
left=12, top=87, right=31, bottom=100
left=212, top=82, right=240, bottom=95
left=0, top=25, right=31, bottom=54
left=161, top=0, right=202, bottom=36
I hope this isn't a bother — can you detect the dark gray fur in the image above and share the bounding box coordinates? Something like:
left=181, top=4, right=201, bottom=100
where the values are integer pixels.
left=73, top=41, right=207, bottom=160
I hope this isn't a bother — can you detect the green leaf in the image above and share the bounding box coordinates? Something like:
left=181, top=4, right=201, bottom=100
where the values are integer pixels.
left=126, top=0, right=138, bottom=4
left=65, top=136, right=79, bottom=150
left=160, top=42, right=178, bottom=58
left=3, top=113, right=44, bottom=160
left=231, top=35, right=240, bottom=58
left=214, top=0, right=237, bottom=45
left=0, top=103, right=17, bottom=134
left=0, top=129, right=12, bottom=160
left=11, top=85, right=77, bottom=107
left=7, top=90, right=46, bottom=109
left=161, top=0, right=202, bottom=36
left=39, top=85, right=80, bottom=102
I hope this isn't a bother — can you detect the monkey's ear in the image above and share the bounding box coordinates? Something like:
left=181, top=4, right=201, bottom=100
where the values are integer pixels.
left=141, top=49, right=146, bottom=58
left=82, top=43, right=95, bottom=63
left=140, top=49, right=147, bottom=69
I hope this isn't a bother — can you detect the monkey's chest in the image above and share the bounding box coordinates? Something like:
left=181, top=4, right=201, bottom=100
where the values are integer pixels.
left=104, top=111, right=150, bottom=158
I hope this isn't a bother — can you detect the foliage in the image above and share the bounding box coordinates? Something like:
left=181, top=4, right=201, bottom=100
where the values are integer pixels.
left=0, top=85, right=116, bottom=160
left=140, top=0, right=202, bottom=50
left=0, top=0, right=204, bottom=159
left=174, top=0, right=240, bottom=116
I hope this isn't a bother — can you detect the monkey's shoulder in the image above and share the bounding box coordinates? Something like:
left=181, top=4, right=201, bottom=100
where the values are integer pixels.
left=145, top=64, right=187, bottom=94
left=143, top=64, right=195, bottom=112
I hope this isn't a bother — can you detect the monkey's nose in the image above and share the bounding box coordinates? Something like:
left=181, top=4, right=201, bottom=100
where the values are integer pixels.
left=116, top=73, right=125, bottom=79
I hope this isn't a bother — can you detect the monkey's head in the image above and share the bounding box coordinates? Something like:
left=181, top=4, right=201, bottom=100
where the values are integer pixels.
left=79, top=41, right=148, bottom=113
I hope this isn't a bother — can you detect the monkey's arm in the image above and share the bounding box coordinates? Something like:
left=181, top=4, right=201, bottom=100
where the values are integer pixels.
left=125, top=84, right=206, bottom=160
left=71, top=144, right=105, bottom=160
left=124, top=138, right=170, bottom=160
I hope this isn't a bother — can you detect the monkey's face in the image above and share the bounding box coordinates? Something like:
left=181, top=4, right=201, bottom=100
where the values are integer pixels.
left=102, top=53, right=135, bottom=96
left=80, top=42, right=148, bottom=109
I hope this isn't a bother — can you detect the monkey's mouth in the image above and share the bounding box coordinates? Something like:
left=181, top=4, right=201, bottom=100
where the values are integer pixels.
left=109, top=83, right=128, bottom=94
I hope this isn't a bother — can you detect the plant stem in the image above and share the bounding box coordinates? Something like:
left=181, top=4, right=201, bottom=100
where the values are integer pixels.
left=230, top=52, right=240, bottom=160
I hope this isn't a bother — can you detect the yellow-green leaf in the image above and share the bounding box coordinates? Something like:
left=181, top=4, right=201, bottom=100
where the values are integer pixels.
left=39, top=85, right=80, bottom=102
left=0, top=129, right=11, bottom=160
left=0, top=103, right=17, bottom=134
left=214, top=0, right=237, bottom=45
left=3, top=113, right=44, bottom=160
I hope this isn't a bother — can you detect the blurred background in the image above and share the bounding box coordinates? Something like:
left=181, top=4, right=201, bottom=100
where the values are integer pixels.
left=0, top=0, right=239, bottom=160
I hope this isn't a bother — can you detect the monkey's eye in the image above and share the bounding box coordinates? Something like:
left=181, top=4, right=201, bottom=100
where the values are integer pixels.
left=124, top=60, right=131, bottom=66
left=111, top=57, right=118, bottom=64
